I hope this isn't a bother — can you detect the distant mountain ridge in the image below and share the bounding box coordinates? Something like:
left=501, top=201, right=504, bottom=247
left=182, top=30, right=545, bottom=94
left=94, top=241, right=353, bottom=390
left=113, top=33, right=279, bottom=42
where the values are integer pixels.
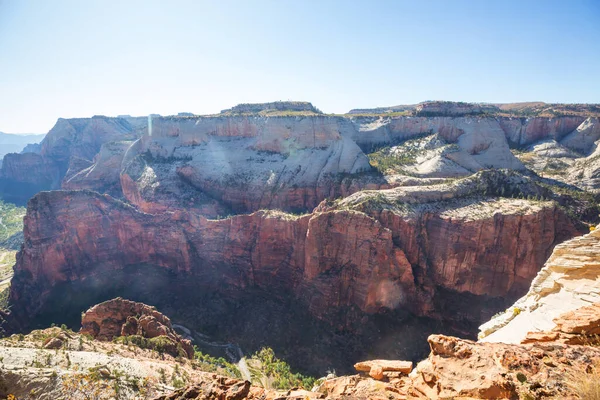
left=348, top=101, right=600, bottom=117
left=0, top=132, right=45, bottom=161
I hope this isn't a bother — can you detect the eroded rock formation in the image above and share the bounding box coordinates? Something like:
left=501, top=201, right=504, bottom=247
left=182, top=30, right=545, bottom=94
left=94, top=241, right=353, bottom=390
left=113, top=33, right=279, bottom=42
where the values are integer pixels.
left=80, top=297, right=194, bottom=358
left=480, top=227, right=600, bottom=343
left=2, top=101, right=599, bottom=377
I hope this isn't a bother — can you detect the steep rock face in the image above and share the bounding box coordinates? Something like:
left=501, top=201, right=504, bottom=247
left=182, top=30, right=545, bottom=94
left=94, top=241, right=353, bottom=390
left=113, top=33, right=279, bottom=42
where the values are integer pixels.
left=0, top=153, right=61, bottom=205
left=80, top=297, right=194, bottom=358
left=404, top=333, right=600, bottom=399
left=480, top=228, right=600, bottom=343
left=123, top=116, right=374, bottom=213
left=498, top=116, right=586, bottom=146
left=122, top=114, right=535, bottom=213
left=7, top=111, right=600, bottom=210
left=8, top=181, right=580, bottom=333
left=62, top=140, right=135, bottom=197
left=559, top=117, right=600, bottom=154
left=522, top=302, right=600, bottom=344
left=40, top=116, right=145, bottom=171
left=0, top=116, right=145, bottom=204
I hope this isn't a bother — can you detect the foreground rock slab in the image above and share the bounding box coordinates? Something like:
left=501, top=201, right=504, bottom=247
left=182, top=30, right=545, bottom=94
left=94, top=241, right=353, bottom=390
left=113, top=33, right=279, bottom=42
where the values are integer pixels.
left=523, top=302, right=600, bottom=345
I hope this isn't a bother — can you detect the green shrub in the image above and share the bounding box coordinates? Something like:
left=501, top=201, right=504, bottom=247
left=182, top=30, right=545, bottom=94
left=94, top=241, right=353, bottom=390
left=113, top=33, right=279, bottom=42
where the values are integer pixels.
left=114, top=335, right=180, bottom=356
left=252, top=347, right=316, bottom=390
left=193, top=347, right=241, bottom=379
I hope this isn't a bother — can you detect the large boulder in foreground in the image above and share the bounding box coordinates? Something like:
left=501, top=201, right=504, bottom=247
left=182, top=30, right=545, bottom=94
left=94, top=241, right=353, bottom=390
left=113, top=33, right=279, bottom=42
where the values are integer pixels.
left=80, top=297, right=194, bottom=359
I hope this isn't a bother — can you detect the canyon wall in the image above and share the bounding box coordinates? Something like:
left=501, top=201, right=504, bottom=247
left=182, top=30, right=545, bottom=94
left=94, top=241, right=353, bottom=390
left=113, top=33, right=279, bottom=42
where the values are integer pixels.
left=0, top=116, right=145, bottom=204
left=3, top=112, right=599, bottom=209
left=9, top=176, right=581, bottom=332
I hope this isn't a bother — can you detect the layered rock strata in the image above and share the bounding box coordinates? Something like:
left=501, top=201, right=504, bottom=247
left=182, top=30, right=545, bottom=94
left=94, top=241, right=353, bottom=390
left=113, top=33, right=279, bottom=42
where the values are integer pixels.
left=480, top=227, right=600, bottom=343
left=5, top=110, right=600, bottom=209
left=8, top=171, right=581, bottom=335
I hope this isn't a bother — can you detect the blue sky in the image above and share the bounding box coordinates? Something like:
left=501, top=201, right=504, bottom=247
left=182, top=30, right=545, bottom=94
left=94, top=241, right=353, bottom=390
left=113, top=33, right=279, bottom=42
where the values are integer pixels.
left=1, top=0, right=599, bottom=133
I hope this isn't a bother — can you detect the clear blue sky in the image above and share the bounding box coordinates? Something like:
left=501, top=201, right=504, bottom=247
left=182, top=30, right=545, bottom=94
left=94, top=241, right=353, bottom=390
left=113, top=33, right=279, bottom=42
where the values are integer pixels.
left=1, top=0, right=599, bottom=133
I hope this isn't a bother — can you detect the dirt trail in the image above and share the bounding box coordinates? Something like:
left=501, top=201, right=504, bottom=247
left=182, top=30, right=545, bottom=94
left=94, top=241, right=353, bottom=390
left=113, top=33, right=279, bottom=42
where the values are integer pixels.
left=173, top=323, right=252, bottom=381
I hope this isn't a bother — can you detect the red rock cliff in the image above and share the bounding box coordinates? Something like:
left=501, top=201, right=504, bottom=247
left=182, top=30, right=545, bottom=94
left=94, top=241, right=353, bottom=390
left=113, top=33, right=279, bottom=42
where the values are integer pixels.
left=8, top=185, right=580, bottom=329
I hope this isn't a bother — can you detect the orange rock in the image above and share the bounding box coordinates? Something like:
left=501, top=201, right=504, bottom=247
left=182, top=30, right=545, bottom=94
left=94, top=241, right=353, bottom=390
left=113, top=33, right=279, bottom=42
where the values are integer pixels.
left=354, top=360, right=413, bottom=380
left=521, top=331, right=560, bottom=344
left=521, top=302, right=600, bottom=346
left=553, top=302, right=600, bottom=335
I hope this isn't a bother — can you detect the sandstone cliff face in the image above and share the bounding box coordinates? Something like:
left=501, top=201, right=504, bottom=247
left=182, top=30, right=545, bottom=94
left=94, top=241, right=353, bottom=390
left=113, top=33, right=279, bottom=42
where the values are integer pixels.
left=498, top=116, right=587, bottom=146
left=40, top=116, right=145, bottom=169
left=62, top=140, right=135, bottom=197
left=122, top=116, right=375, bottom=213
left=0, top=153, right=62, bottom=205
left=121, top=114, right=535, bottom=213
left=9, top=174, right=581, bottom=333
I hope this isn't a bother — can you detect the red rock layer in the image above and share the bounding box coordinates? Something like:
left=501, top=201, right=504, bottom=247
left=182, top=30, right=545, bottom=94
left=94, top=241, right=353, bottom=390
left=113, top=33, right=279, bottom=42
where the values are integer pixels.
left=8, top=189, right=580, bottom=329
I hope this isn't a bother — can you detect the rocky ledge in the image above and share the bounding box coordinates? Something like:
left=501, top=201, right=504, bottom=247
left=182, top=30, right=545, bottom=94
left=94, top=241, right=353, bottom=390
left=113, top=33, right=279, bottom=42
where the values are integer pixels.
left=480, top=226, right=600, bottom=343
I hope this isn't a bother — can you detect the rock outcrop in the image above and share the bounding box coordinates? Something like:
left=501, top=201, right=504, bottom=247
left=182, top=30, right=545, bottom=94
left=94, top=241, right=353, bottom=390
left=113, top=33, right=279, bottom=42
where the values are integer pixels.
left=354, top=359, right=412, bottom=380
left=62, top=140, right=136, bottom=197
left=221, top=101, right=320, bottom=114
left=522, top=302, right=600, bottom=345
left=3, top=307, right=600, bottom=400
left=80, top=298, right=194, bottom=358
left=479, top=227, right=600, bottom=343
left=0, top=116, right=145, bottom=204
left=414, top=100, right=499, bottom=116
left=402, top=332, right=600, bottom=399
left=152, top=377, right=252, bottom=400
left=315, top=302, right=600, bottom=399
left=125, top=115, right=375, bottom=214
left=160, top=304, right=600, bottom=400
